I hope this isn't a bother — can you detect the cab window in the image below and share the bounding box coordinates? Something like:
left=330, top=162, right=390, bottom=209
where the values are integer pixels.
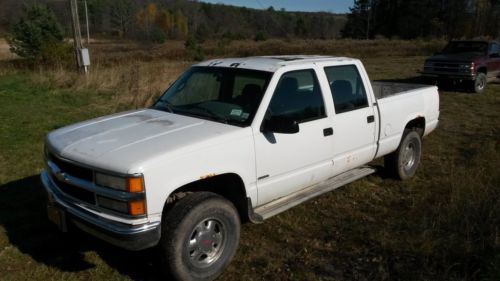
left=490, top=43, right=500, bottom=56
left=267, top=69, right=326, bottom=123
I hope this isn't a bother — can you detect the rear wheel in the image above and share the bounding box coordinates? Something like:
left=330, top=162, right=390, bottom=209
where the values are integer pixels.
left=384, top=130, right=422, bottom=180
left=158, top=192, right=240, bottom=281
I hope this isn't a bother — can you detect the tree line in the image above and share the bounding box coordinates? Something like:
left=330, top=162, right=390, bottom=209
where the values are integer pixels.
left=342, top=0, right=500, bottom=39
left=87, top=0, right=345, bottom=41
left=0, top=0, right=345, bottom=41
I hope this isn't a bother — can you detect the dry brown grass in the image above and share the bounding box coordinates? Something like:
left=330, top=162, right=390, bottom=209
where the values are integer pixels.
left=22, top=38, right=446, bottom=111
left=30, top=59, right=190, bottom=112
left=0, top=38, right=16, bottom=61
left=204, top=38, right=446, bottom=58
left=82, top=38, right=446, bottom=63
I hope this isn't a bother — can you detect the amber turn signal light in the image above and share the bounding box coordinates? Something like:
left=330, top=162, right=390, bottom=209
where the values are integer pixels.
left=127, top=177, right=144, bottom=193
left=128, top=200, right=146, bottom=216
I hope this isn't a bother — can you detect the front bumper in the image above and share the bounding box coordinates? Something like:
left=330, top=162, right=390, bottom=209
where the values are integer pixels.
left=420, top=71, right=476, bottom=80
left=41, top=170, right=161, bottom=251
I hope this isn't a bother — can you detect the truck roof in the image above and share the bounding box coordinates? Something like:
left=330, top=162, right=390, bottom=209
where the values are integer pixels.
left=196, top=55, right=358, bottom=72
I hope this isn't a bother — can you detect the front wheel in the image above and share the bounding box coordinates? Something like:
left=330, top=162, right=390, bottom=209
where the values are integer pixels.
left=384, top=130, right=422, bottom=180
left=472, top=72, right=487, bottom=94
left=158, top=192, right=241, bottom=281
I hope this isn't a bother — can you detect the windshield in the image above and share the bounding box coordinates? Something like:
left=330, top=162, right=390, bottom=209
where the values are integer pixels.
left=153, top=66, right=272, bottom=126
left=442, top=41, right=488, bottom=55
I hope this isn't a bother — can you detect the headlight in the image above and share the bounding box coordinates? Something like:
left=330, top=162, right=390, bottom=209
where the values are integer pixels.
left=95, top=173, right=144, bottom=193
left=458, top=63, right=474, bottom=73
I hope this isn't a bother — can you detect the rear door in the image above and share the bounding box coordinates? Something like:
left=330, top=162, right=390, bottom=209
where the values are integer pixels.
left=322, top=63, right=378, bottom=174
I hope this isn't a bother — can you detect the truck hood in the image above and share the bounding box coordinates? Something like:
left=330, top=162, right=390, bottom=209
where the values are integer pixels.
left=47, top=109, right=247, bottom=173
left=427, top=53, right=485, bottom=62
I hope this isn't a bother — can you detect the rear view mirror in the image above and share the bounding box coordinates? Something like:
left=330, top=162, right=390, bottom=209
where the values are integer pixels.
left=262, top=116, right=299, bottom=134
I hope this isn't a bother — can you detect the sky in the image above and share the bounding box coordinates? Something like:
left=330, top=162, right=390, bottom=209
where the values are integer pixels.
left=200, top=0, right=354, bottom=13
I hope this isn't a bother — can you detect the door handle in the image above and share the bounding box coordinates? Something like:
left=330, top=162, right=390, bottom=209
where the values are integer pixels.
left=367, top=115, right=375, bottom=123
left=323, top=127, right=333, bottom=136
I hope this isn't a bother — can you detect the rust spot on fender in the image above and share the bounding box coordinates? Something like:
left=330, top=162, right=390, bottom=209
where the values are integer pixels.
left=200, top=173, right=216, bottom=180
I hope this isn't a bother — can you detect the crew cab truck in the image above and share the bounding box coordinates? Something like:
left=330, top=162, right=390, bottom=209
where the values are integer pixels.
left=422, top=40, right=500, bottom=93
left=41, top=56, right=439, bottom=281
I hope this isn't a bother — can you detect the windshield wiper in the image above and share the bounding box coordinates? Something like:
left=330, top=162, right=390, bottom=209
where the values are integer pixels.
left=155, top=100, right=175, bottom=113
left=188, top=105, right=230, bottom=124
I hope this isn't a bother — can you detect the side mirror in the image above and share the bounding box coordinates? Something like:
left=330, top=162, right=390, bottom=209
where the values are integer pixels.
left=262, top=115, right=299, bottom=134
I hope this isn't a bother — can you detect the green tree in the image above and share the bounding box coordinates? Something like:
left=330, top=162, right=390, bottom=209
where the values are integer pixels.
left=109, top=0, right=134, bottom=36
left=341, top=0, right=374, bottom=39
left=7, top=4, right=64, bottom=60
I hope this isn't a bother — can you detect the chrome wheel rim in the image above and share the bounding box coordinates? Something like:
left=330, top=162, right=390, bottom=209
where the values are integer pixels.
left=187, top=218, right=226, bottom=268
left=403, top=142, right=416, bottom=170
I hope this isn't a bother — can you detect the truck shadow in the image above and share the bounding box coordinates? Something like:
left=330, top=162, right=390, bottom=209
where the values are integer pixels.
left=0, top=175, right=162, bottom=280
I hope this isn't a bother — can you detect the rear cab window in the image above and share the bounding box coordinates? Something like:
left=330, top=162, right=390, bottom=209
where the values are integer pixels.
left=490, top=43, right=500, bottom=56
left=324, top=65, right=369, bottom=114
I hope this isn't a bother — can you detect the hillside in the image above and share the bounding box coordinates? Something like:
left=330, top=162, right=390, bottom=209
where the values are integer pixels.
left=0, top=0, right=347, bottom=40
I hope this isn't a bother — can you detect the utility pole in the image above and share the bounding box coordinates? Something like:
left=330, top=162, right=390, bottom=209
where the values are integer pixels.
left=69, top=0, right=90, bottom=73
left=84, top=0, right=90, bottom=45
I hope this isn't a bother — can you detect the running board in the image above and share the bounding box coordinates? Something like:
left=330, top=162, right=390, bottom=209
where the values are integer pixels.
left=250, top=166, right=376, bottom=222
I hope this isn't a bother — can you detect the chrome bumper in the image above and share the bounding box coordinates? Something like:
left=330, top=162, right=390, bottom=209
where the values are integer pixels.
left=421, top=71, right=475, bottom=80
left=41, top=170, right=161, bottom=251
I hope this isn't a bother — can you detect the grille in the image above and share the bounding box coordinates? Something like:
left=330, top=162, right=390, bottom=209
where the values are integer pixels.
left=48, top=152, right=96, bottom=205
left=434, top=62, right=459, bottom=68
left=428, top=61, right=466, bottom=74
left=48, top=153, right=93, bottom=181
left=53, top=176, right=96, bottom=204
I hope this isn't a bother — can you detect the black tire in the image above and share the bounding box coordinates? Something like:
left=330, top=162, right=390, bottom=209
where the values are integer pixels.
left=472, top=72, right=487, bottom=94
left=158, top=192, right=240, bottom=281
left=384, top=130, right=422, bottom=180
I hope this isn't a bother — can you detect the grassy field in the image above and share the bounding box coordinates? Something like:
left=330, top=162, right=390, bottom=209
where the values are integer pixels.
left=0, top=40, right=499, bottom=280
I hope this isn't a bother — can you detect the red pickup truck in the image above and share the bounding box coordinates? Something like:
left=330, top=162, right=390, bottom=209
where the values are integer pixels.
left=422, top=40, right=500, bottom=93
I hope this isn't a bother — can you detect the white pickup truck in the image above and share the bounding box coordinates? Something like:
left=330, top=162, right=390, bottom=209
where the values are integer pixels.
left=42, top=56, right=439, bottom=280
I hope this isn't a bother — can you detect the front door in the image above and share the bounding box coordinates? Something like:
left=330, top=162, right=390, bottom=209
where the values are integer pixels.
left=254, top=68, right=334, bottom=205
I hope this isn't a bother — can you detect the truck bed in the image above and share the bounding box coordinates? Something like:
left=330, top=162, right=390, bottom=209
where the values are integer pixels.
left=371, top=81, right=435, bottom=99
left=373, top=81, right=439, bottom=159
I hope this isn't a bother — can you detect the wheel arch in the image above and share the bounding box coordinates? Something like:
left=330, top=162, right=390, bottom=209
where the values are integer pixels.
left=477, top=66, right=487, bottom=74
left=404, top=116, right=425, bottom=137
left=163, top=173, right=250, bottom=222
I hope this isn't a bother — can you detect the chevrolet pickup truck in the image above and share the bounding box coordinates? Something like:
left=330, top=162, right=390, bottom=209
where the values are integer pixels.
left=42, top=56, right=439, bottom=281
left=422, top=40, right=500, bottom=93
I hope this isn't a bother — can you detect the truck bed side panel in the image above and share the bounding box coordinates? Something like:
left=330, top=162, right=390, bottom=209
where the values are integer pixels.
left=375, top=86, right=439, bottom=158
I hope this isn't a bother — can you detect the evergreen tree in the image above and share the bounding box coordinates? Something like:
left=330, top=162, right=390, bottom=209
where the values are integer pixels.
left=341, top=0, right=374, bottom=39
left=8, top=4, right=64, bottom=60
